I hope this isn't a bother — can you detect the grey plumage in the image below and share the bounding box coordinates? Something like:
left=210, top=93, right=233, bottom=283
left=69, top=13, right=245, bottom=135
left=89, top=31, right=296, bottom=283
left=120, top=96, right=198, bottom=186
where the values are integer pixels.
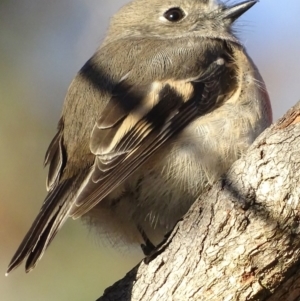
left=7, top=0, right=272, bottom=274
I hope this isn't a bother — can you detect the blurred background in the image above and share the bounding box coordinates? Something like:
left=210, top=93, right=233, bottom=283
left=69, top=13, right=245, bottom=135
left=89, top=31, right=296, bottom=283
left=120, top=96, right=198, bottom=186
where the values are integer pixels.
left=1, top=0, right=300, bottom=300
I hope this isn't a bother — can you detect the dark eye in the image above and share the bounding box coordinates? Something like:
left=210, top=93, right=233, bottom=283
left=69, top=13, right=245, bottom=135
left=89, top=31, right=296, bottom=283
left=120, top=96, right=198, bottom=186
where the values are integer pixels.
left=163, top=7, right=185, bottom=22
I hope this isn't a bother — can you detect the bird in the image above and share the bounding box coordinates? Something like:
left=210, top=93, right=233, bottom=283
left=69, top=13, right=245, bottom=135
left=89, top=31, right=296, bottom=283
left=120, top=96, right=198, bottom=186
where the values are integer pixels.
left=7, top=0, right=272, bottom=274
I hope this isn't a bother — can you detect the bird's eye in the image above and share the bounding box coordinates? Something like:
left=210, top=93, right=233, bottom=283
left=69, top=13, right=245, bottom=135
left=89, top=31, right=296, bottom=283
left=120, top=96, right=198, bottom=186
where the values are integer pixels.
left=163, top=7, right=185, bottom=22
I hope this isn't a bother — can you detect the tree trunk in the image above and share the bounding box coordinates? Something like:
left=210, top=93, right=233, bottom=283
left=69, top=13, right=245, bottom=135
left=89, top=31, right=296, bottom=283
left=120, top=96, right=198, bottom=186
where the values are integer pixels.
left=97, top=102, right=300, bottom=301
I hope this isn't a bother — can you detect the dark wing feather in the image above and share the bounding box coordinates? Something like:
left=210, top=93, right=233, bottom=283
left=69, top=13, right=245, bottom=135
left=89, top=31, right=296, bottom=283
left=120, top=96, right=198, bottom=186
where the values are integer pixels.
left=44, top=118, right=65, bottom=191
left=7, top=120, right=71, bottom=274
left=71, top=60, right=226, bottom=218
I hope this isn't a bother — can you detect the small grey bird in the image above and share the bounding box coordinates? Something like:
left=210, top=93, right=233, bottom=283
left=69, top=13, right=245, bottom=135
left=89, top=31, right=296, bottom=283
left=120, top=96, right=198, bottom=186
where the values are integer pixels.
left=7, top=0, right=272, bottom=274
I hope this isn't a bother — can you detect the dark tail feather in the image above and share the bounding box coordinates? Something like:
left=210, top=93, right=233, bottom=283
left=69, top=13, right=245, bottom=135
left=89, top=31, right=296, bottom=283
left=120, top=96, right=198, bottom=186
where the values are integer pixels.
left=6, top=180, right=72, bottom=275
left=25, top=209, right=63, bottom=272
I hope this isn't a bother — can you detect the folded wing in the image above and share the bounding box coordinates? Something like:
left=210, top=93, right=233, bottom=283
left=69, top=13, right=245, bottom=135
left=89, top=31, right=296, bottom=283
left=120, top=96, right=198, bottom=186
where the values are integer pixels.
left=71, top=59, right=226, bottom=218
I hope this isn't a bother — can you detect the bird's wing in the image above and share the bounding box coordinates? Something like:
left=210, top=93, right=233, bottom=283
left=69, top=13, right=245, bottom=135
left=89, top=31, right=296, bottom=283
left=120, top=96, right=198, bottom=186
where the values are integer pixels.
left=7, top=119, right=71, bottom=273
left=71, top=59, right=226, bottom=218
left=44, top=118, right=65, bottom=191
left=6, top=58, right=226, bottom=274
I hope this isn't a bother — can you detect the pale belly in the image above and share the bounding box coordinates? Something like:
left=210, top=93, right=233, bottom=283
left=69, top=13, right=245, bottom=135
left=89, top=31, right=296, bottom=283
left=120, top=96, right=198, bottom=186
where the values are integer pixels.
left=85, top=104, right=264, bottom=247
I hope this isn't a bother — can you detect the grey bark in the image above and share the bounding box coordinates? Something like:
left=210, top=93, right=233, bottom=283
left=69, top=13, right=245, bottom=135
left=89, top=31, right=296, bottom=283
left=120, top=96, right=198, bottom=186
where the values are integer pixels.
left=97, top=102, right=300, bottom=301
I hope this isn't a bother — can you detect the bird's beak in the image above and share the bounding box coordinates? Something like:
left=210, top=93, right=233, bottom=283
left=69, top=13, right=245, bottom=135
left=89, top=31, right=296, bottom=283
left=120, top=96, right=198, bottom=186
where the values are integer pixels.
left=222, top=0, right=257, bottom=22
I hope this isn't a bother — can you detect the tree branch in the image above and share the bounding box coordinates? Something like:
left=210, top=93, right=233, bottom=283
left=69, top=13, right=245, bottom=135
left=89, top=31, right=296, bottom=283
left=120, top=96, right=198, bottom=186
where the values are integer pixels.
left=97, top=101, right=300, bottom=301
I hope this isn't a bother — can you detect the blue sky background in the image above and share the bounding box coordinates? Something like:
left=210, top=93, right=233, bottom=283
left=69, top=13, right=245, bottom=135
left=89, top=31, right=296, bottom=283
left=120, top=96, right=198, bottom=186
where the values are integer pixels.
left=1, top=1, right=300, bottom=300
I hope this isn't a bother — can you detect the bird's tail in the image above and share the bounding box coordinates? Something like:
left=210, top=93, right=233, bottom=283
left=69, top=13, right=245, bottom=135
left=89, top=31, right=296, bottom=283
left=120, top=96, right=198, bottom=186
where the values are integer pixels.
left=6, top=179, right=73, bottom=274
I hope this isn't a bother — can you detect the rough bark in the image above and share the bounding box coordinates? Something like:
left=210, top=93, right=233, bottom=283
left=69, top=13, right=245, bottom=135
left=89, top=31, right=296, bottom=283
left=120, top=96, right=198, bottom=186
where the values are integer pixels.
left=97, top=102, right=300, bottom=301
